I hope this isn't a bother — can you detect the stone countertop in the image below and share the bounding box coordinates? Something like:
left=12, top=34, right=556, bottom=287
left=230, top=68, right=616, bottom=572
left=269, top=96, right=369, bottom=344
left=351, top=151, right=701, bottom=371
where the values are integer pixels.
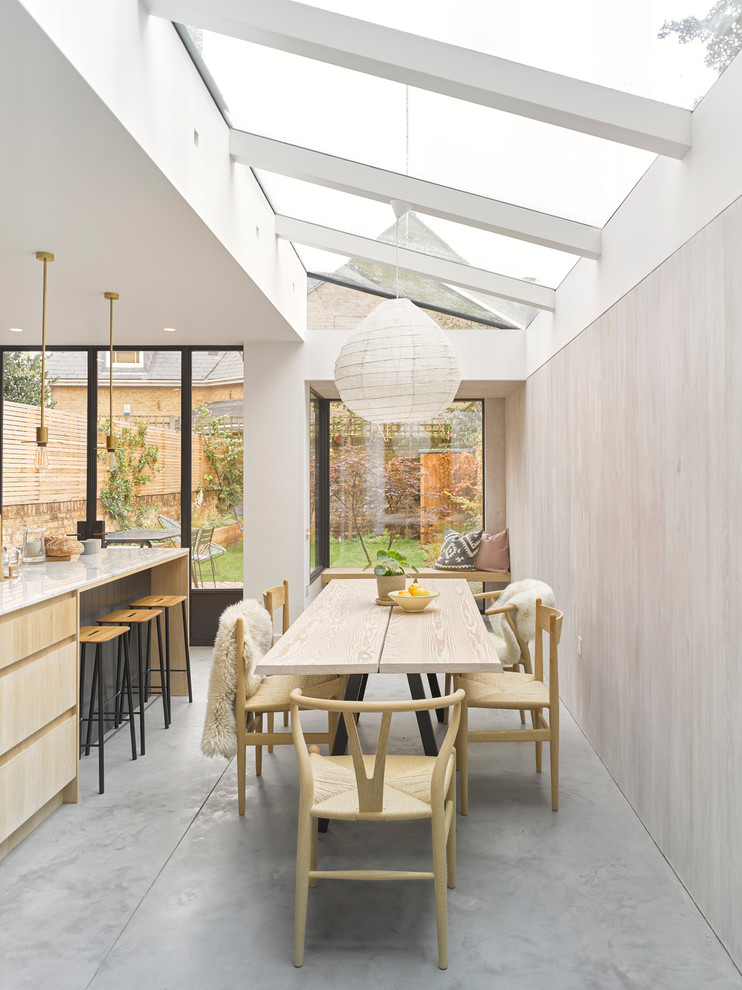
left=0, top=546, right=189, bottom=618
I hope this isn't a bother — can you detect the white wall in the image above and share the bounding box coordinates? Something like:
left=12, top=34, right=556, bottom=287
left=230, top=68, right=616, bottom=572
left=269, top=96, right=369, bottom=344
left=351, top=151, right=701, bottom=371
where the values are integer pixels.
left=527, top=51, right=742, bottom=378
left=243, top=342, right=311, bottom=621
left=17, top=0, right=306, bottom=338
left=505, top=48, right=742, bottom=970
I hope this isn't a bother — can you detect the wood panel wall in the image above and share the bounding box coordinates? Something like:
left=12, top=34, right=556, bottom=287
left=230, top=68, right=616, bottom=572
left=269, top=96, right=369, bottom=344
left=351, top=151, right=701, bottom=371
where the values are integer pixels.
left=506, top=197, right=742, bottom=966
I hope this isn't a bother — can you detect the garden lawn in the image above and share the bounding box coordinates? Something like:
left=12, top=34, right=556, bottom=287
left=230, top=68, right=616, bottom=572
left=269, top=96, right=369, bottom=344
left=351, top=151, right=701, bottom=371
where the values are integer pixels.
left=329, top=535, right=429, bottom=569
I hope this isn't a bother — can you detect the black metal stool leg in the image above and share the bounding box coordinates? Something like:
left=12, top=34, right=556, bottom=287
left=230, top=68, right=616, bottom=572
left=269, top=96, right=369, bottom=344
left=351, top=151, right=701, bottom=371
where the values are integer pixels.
left=85, top=650, right=98, bottom=756
left=180, top=599, right=193, bottom=703
left=164, top=608, right=172, bottom=724
left=79, top=642, right=87, bottom=757
left=155, top=614, right=169, bottom=728
left=136, top=624, right=146, bottom=755
left=96, top=642, right=105, bottom=794
left=121, top=634, right=138, bottom=761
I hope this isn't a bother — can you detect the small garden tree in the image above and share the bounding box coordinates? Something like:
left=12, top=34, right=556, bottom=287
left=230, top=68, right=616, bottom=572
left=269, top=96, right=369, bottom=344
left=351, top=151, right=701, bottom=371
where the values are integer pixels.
left=192, top=405, right=244, bottom=514
left=3, top=352, right=57, bottom=407
left=97, top=418, right=161, bottom=528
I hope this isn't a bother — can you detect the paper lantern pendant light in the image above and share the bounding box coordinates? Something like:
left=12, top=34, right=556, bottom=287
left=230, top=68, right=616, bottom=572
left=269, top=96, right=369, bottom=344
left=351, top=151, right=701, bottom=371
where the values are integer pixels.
left=334, top=298, right=461, bottom=425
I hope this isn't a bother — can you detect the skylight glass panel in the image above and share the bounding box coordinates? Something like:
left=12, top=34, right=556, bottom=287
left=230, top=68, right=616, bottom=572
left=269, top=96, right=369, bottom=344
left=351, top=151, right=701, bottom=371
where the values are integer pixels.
left=256, top=171, right=578, bottom=288
left=299, top=245, right=540, bottom=329
left=195, top=29, right=655, bottom=227
left=294, top=0, right=732, bottom=108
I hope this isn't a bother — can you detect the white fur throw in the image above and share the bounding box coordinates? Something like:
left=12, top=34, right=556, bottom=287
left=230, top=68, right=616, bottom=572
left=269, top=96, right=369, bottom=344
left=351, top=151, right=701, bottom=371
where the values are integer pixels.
left=201, top=599, right=273, bottom=760
left=489, top=579, right=555, bottom=665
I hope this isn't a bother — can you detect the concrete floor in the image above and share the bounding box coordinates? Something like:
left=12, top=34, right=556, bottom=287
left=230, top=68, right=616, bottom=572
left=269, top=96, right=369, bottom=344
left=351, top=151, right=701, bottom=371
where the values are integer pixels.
left=2, top=648, right=740, bottom=990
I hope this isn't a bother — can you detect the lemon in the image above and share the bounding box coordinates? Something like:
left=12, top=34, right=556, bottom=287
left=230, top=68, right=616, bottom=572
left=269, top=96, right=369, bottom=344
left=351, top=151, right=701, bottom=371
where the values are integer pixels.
left=397, top=590, right=411, bottom=597
left=410, top=586, right=430, bottom=596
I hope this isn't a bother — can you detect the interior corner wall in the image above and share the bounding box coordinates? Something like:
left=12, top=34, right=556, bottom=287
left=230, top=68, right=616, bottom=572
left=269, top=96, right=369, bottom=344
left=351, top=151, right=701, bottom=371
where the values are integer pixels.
left=505, top=195, right=742, bottom=967
left=243, top=342, right=309, bottom=621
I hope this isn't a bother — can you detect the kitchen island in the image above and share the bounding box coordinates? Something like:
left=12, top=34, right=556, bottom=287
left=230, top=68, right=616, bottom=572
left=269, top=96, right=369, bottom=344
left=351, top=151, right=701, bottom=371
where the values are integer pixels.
left=0, top=546, right=189, bottom=860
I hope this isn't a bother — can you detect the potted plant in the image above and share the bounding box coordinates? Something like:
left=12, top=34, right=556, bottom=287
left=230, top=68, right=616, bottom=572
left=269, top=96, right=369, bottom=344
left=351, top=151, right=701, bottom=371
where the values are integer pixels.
left=365, top=549, right=420, bottom=603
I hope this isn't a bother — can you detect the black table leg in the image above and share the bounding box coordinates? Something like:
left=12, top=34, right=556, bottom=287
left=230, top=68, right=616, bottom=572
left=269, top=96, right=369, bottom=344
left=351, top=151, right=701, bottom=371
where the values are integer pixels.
left=407, top=674, right=439, bottom=755
left=318, top=673, right=366, bottom=834
left=426, top=673, right=446, bottom=723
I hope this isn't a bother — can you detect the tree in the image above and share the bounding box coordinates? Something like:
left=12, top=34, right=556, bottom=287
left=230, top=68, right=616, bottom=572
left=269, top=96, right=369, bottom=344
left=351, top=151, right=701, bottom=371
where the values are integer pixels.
left=659, top=1, right=742, bottom=73
left=2, top=352, right=57, bottom=407
left=192, top=405, right=244, bottom=513
left=98, top=418, right=161, bottom=528
left=329, top=442, right=383, bottom=564
left=383, top=456, right=422, bottom=546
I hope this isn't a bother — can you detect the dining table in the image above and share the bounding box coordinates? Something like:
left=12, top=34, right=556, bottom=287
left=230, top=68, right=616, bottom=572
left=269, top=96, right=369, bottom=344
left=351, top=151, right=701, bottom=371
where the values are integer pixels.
left=254, top=577, right=502, bottom=755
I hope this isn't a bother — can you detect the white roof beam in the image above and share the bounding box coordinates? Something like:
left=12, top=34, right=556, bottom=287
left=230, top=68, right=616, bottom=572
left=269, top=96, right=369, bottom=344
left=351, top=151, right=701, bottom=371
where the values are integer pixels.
left=146, top=0, right=691, bottom=158
left=274, top=215, right=556, bottom=312
left=230, top=130, right=601, bottom=259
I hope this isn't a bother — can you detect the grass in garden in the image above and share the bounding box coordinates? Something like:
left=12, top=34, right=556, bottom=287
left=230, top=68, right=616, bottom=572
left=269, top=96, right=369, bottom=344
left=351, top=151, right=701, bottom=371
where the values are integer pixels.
left=193, top=541, right=243, bottom=585
left=329, top=535, right=429, bottom=569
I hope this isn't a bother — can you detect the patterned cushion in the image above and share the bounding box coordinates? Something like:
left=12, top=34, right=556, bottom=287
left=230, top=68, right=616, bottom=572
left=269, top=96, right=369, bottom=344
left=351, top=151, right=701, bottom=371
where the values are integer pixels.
left=434, top=528, right=483, bottom=571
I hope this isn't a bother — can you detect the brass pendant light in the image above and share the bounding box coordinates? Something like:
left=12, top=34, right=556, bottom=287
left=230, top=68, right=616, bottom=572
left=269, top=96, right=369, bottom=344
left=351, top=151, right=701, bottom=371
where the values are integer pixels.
left=103, top=292, right=119, bottom=471
left=34, top=251, right=54, bottom=470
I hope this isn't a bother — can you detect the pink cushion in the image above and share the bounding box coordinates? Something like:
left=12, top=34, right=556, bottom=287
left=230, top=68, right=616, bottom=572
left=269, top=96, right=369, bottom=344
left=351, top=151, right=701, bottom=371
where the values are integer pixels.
left=475, top=529, right=510, bottom=572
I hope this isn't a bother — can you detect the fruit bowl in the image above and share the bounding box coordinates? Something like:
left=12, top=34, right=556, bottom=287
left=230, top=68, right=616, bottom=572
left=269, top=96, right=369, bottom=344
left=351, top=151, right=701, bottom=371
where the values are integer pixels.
left=388, top=589, right=440, bottom=612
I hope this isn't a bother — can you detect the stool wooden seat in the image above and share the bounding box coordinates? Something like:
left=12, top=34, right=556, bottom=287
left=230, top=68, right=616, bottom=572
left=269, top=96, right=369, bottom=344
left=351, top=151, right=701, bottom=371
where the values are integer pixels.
left=97, top=608, right=167, bottom=755
left=130, top=594, right=192, bottom=720
left=79, top=625, right=137, bottom=793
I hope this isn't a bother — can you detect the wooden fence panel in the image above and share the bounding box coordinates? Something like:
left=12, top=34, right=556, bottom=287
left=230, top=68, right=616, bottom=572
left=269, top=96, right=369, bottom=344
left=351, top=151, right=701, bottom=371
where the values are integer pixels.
left=2, top=401, right=211, bottom=505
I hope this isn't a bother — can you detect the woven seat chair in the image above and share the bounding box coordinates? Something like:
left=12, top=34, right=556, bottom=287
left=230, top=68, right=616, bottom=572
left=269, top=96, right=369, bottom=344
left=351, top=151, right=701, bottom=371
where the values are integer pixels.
left=290, top=687, right=465, bottom=970
left=443, top=584, right=548, bottom=724
left=235, top=617, right=345, bottom=815
left=454, top=600, right=563, bottom=813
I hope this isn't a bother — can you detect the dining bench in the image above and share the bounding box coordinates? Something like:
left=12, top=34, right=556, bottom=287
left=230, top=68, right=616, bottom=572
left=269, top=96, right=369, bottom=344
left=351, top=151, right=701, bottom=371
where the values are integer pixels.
left=320, top=567, right=510, bottom=585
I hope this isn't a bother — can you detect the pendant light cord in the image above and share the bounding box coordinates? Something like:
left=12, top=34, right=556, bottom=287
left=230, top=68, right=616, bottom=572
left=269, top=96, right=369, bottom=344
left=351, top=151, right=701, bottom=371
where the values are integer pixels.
left=40, top=258, right=47, bottom=430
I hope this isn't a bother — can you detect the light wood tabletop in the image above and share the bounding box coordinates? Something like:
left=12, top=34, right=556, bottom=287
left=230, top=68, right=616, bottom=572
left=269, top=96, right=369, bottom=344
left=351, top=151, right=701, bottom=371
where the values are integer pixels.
left=380, top=579, right=502, bottom=674
left=254, top=578, right=502, bottom=678
left=254, top=579, right=388, bottom=676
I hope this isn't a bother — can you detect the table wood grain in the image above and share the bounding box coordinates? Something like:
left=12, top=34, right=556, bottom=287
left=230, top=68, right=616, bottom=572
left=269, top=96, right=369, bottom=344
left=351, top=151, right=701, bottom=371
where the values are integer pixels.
left=254, top=580, right=387, bottom=676
left=254, top=578, right=502, bottom=678
left=380, top=580, right=503, bottom=674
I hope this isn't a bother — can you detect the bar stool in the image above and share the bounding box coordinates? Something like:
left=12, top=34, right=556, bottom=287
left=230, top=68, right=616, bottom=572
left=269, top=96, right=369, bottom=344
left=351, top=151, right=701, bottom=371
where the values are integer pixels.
left=129, top=594, right=192, bottom=723
left=97, top=608, right=168, bottom=755
left=79, top=625, right=137, bottom=793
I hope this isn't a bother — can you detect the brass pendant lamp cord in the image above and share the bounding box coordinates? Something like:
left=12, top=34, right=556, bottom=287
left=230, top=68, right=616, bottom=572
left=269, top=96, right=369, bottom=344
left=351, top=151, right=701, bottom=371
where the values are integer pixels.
left=40, top=257, right=47, bottom=430
left=109, top=295, right=114, bottom=427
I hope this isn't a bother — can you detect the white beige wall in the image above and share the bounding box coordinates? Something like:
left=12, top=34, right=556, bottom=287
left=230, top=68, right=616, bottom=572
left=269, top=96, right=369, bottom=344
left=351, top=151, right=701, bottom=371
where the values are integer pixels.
left=506, top=196, right=742, bottom=966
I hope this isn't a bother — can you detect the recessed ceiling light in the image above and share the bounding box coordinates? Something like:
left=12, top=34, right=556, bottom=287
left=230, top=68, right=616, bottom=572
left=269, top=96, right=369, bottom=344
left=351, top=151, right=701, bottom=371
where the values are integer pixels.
left=9, top=327, right=23, bottom=333
left=163, top=327, right=177, bottom=333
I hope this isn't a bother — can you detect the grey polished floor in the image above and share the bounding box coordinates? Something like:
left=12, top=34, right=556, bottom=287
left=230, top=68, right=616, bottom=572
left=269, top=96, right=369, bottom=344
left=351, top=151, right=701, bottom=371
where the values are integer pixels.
left=2, top=648, right=740, bottom=990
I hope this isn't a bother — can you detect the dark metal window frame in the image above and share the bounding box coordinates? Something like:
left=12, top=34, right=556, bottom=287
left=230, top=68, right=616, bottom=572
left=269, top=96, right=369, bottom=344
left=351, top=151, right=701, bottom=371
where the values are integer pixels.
left=310, top=391, right=329, bottom=582
left=315, top=397, right=486, bottom=574
left=0, top=343, right=242, bottom=565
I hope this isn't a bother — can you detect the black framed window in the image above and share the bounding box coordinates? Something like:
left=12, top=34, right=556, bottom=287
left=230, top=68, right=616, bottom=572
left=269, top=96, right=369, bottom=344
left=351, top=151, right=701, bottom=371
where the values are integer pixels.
left=0, top=345, right=242, bottom=584
left=318, top=399, right=484, bottom=571
left=310, top=391, right=329, bottom=580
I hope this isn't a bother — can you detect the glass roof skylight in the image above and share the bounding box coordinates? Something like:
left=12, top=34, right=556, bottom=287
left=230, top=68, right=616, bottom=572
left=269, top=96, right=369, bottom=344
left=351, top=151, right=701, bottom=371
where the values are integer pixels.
left=256, top=172, right=578, bottom=288
left=292, top=0, right=728, bottom=108
left=196, top=30, right=655, bottom=226
left=176, top=0, right=740, bottom=329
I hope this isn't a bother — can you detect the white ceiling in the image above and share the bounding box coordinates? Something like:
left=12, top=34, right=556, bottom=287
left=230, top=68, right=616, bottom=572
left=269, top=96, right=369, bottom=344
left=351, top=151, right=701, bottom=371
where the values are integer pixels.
left=0, top=2, right=300, bottom=348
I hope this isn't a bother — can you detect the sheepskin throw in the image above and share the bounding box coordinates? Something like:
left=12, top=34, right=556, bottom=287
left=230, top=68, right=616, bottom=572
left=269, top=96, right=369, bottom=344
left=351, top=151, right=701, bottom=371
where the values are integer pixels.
left=489, top=579, right=555, bottom=665
left=201, top=599, right=273, bottom=760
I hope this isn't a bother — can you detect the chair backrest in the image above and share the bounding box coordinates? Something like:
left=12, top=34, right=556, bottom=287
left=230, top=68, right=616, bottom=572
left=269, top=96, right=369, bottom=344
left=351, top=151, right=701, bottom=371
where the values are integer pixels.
left=200, top=525, right=215, bottom=545
left=190, top=527, right=202, bottom=553
left=290, top=689, right=465, bottom=815
left=158, top=514, right=179, bottom=529
left=534, top=600, right=563, bottom=703
left=263, top=579, right=290, bottom=642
